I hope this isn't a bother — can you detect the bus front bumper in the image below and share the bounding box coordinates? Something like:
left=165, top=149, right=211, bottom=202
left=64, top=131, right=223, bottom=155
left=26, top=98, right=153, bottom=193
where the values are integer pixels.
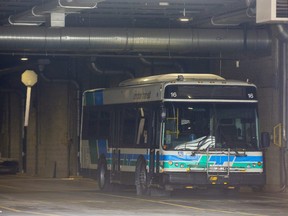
left=162, top=172, right=266, bottom=189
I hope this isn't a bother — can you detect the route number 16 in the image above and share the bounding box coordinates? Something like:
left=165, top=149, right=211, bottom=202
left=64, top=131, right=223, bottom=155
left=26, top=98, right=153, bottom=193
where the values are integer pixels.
left=248, top=93, right=254, bottom=99
left=170, top=92, right=177, bottom=98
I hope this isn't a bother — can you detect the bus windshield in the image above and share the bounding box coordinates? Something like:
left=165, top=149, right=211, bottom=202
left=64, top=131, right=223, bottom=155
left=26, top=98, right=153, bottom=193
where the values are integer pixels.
left=163, top=103, right=259, bottom=151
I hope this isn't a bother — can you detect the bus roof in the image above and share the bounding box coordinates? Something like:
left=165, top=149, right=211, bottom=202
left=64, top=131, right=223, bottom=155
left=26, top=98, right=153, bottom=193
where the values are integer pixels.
left=119, top=73, right=225, bottom=87
left=83, top=74, right=257, bottom=106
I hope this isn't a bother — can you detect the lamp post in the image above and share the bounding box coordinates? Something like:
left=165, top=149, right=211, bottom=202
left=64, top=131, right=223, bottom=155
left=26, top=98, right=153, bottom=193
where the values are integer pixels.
left=21, top=70, right=38, bottom=173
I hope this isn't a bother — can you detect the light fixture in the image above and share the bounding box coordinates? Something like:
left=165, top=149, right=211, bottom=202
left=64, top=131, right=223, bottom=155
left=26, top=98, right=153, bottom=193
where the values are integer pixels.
left=21, top=70, right=38, bottom=126
left=178, top=8, right=192, bottom=22
left=21, top=57, right=29, bottom=61
left=159, top=2, right=169, bottom=6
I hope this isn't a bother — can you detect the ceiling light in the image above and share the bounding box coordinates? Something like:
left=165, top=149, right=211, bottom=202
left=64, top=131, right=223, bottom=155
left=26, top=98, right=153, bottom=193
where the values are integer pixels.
left=159, top=2, right=169, bottom=6
left=179, top=17, right=190, bottom=22
left=178, top=8, right=192, bottom=22
left=21, top=57, right=29, bottom=61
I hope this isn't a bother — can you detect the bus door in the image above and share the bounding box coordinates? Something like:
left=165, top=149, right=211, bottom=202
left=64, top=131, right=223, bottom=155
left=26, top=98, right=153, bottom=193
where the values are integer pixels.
left=148, top=110, right=160, bottom=181
left=136, top=107, right=158, bottom=182
left=110, top=109, right=121, bottom=183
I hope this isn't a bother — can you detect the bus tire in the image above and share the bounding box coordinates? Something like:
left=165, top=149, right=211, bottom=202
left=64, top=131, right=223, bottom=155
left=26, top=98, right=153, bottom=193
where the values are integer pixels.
left=97, top=158, right=110, bottom=191
left=135, top=157, right=148, bottom=196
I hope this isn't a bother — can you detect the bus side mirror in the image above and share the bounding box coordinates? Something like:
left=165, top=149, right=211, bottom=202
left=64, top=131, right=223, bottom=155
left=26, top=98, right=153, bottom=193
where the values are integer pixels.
left=261, top=132, right=270, bottom=148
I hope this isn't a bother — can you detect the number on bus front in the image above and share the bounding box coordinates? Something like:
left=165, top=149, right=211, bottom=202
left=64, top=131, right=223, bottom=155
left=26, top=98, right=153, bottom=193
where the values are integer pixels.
left=170, top=92, right=177, bottom=98
left=248, top=93, right=254, bottom=99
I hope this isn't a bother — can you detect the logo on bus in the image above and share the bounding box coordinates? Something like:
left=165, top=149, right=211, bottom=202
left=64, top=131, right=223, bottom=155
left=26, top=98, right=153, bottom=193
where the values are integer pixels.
left=133, top=91, right=152, bottom=100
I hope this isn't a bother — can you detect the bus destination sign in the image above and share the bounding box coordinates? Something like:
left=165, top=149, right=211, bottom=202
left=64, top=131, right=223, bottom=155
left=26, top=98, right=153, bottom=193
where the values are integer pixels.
left=164, top=85, right=257, bottom=100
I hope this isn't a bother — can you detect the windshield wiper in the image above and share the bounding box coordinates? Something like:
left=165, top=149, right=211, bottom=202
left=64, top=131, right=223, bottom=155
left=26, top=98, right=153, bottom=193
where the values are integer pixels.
left=195, top=135, right=215, bottom=151
left=196, top=136, right=209, bottom=150
left=233, top=149, right=247, bottom=156
left=183, top=136, right=208, bottom=151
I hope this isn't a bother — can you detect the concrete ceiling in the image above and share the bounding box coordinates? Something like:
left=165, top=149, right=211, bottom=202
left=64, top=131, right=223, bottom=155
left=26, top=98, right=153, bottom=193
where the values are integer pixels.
left=0, top=0, right=286, bottom=78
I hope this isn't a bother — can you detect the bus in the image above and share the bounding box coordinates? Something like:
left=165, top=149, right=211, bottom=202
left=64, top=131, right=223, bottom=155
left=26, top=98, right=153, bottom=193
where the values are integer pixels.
left=80, top=73, right=270, bottom=195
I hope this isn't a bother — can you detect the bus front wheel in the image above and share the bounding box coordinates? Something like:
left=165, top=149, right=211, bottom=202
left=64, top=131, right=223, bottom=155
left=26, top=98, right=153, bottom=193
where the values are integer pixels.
left=135, top=157, right=148, bottom=196
left=97, top=158, right=110, bottom=191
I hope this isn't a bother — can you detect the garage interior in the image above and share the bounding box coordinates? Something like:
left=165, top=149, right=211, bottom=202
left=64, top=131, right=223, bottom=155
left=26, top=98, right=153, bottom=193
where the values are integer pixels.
left=0, top=0, right=287, bottom=193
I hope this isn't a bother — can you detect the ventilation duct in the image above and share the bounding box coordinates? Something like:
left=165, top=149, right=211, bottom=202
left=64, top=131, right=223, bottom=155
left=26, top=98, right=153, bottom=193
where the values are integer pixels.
left=0, top=27, right=271, bottom=54
left=256, top=0, right=288, bottom=23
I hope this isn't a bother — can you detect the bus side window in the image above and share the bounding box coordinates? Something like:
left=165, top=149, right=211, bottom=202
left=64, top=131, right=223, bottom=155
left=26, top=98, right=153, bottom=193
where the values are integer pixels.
left=82, top=108, right=110, bottom=140
left=97, top=111, right=110, bottom=139
left=122, top=108, right=138, bottom=147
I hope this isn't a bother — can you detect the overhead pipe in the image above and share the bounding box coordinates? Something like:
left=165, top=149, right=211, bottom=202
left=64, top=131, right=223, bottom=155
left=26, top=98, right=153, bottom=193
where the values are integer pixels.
left=89, top=60, right=134, bottom=78
left=211, top=8, right=255, bottom=26
left=0, top=26, right=271, bottom=53
left=273, top=24, right=288, bottom=42
left=138, top=53, right=184, bottom=72
left=8, top=0, right=104, bottom=26
left=196, top=0, right=256, bottom=27
left=211, top=0, right=256, bottom=26
left=8, top=6, right=46, bottom=26
left=57, top=0, right=103, bottom=9
left=31, top=0, right=103, bottom=14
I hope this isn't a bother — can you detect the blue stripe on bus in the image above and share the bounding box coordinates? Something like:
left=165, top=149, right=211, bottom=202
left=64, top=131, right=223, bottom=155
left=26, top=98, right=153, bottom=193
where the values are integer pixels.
left=161, top=155, right=201, bottom=161
left=88, top=139, right=263, bottom=166
left=94, top=90, right=103, bottom=105
left=98, top=139, right=107, bottom=157
left=161, top=155, right=262, bottom=164
left=119, top=154, right=148, bottom=161
left=234, top=156, right=262, bottom=162
left=93, top=139, right=148, bottom=162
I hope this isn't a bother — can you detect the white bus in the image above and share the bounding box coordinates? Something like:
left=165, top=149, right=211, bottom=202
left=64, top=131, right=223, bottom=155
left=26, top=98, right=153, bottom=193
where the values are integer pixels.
left=80, top=73, right=270, bottom=195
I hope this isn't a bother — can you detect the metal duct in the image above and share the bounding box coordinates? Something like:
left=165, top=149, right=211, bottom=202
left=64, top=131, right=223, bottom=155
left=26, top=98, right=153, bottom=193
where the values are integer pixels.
left=0, top=27, right=271, bottom=53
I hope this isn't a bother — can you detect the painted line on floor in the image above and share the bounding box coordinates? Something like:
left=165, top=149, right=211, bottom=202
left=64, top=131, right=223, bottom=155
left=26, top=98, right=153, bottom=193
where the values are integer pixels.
left=99, top=193, right=268, bottom=216
left=254, top=194, right=288, bottom=202
left=0, top=205, right=60, bottom=216
left=0, top=184, right=21, bottom=190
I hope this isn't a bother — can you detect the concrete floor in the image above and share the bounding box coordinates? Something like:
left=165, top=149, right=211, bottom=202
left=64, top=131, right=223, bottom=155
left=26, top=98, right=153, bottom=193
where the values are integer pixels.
left=0, top=175, right=287, bottom=216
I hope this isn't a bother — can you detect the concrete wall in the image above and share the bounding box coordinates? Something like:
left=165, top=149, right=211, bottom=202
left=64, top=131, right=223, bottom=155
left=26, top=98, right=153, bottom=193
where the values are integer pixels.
left=33, top=82, right=79, bottom=177
left=17, top=60, right=80, bottom=177
left=0, top=91, right=22, bottom=160
left=210, top=45, right=286, bottom=191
